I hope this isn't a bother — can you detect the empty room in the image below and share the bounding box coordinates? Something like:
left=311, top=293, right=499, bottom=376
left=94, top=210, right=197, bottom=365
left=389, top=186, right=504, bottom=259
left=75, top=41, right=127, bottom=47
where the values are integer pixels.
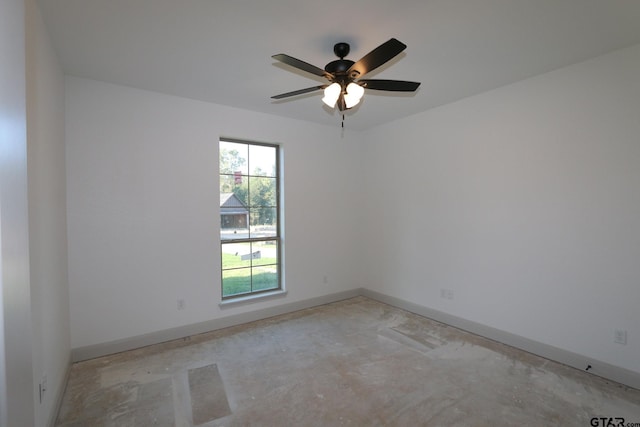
left=2, top=0, right=640, bottom=425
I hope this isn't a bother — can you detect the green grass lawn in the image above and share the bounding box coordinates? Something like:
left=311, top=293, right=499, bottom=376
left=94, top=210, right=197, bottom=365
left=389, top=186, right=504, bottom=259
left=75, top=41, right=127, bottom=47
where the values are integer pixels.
left=222, top=252, right=278, bottom=297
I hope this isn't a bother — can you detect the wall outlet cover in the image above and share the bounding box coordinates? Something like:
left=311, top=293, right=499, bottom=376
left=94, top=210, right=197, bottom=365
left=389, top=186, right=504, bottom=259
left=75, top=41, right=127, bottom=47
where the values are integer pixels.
left=614, top=329, right=627, bottom=345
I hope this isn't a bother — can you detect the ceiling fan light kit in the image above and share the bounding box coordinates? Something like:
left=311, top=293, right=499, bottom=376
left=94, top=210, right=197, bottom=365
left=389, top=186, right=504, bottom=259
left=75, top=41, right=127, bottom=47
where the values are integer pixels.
left=344, top=82, right=365, bottom=108
left=272, top=38, right=421, bottom=116
left=321, top=82, right=341, bottom=108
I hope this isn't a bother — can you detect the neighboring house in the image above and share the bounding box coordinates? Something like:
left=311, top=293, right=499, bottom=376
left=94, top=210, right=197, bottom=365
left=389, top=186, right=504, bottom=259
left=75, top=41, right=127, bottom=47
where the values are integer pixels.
left=220, top=192, right=248, bottom=229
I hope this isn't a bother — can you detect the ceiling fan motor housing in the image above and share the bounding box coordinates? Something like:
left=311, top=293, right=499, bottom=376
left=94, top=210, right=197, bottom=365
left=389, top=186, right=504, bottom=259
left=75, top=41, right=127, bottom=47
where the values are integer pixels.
left=325, top=59, right=355, bottom=75
left=325, top=42, right=358, bottom=77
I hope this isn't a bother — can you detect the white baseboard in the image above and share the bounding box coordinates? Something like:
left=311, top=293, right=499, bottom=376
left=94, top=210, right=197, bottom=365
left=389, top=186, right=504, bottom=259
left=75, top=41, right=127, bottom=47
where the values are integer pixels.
left=71, top=289, right=360, bottom=362
left=360, top=288, right=640, bottom=391
left=70, top=287, right=639, bottom=390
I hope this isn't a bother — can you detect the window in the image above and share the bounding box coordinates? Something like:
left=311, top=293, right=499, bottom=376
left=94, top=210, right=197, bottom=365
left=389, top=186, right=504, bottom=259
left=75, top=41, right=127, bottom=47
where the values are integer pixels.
left=219, top=139, right=281, bottom=299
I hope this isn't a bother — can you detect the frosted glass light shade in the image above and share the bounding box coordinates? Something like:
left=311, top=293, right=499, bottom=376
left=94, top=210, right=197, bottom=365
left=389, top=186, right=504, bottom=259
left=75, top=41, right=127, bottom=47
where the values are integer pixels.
left=344, top=82, right=365, bottom=108
left=322, top=83, right=341, bottom=108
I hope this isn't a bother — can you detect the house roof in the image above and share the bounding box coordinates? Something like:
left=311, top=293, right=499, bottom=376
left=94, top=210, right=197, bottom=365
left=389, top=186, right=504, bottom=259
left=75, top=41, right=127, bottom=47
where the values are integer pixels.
left=220, top=193, right=248, bottom=215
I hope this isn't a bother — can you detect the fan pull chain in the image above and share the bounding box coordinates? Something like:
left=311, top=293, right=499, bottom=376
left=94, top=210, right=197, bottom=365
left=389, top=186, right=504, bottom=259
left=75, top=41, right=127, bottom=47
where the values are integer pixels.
left=342, top=114, right=345, bottom=128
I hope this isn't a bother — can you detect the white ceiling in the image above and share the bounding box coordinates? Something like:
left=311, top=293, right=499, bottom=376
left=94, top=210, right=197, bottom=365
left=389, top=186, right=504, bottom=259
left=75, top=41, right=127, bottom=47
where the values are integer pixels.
left=37, top=0, right=640, bottom=130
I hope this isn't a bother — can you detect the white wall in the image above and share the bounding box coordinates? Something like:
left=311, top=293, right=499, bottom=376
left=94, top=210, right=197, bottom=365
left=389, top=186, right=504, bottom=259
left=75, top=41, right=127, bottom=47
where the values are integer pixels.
left=361, top=44, right=640, bottom=375
left=0, top=0, right=35, bottom=425
left=26, top=0, right=70, bottom=425
left=65, top=40, right=640, bottom=382
left=66, top=77, right=362, bottom=349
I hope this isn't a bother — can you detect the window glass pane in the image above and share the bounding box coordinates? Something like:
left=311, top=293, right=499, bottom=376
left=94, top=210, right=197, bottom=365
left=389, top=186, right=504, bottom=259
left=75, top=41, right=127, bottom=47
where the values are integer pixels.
left=220, top=207, right=249, bottom=240
left=220, top=175, right=248, bottom=206
left=220, top=177, right=249, bottom=240
left=222, top=268, right=251, bottom=297
left=220, top=141, right=248, bottom=175
left=252, top=266, right=279, bottom=292
left=252, top=240, right=278, bottom=267
left=221, top=242, right=252, bottom=269
left=250, top=209, right=277, bottom=238
left=249, top=176, right=276, bottom=207
left=249, top=144, right=276, bottom=177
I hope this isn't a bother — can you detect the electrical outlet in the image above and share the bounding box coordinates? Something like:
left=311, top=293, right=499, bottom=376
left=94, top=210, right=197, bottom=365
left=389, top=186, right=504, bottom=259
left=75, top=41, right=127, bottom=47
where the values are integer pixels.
left=323, top=275, right=328, bottom=284
left=440, top=289, right=454, bottom=300
left=177, top=299, right=186, bottom=311
left=614, top=329, right=627, bottom=345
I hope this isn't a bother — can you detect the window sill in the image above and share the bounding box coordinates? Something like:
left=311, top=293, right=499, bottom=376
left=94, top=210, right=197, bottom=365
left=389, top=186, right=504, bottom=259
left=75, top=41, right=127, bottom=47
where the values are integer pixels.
left=219, top=289, right=287, bottom=308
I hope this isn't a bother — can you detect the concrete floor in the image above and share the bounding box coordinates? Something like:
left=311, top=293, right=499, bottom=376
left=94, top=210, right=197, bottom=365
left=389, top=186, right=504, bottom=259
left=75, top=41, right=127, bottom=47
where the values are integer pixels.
left=56, top=297, right=640, bottom=426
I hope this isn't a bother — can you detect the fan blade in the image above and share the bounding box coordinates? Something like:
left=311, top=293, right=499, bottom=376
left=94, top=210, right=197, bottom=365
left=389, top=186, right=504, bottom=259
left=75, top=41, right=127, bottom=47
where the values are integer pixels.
left=272, top=54, right=330, bottom=78
left=359, top=79, right=420, bottom=92
left=271, top=86, right=325, bottom=99
left=347, top=38, right=407, bottom=77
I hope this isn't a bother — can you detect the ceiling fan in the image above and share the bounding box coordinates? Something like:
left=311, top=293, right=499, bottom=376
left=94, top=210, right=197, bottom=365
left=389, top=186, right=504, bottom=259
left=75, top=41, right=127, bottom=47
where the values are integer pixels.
left=271, top=38, right=420, bottom=111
